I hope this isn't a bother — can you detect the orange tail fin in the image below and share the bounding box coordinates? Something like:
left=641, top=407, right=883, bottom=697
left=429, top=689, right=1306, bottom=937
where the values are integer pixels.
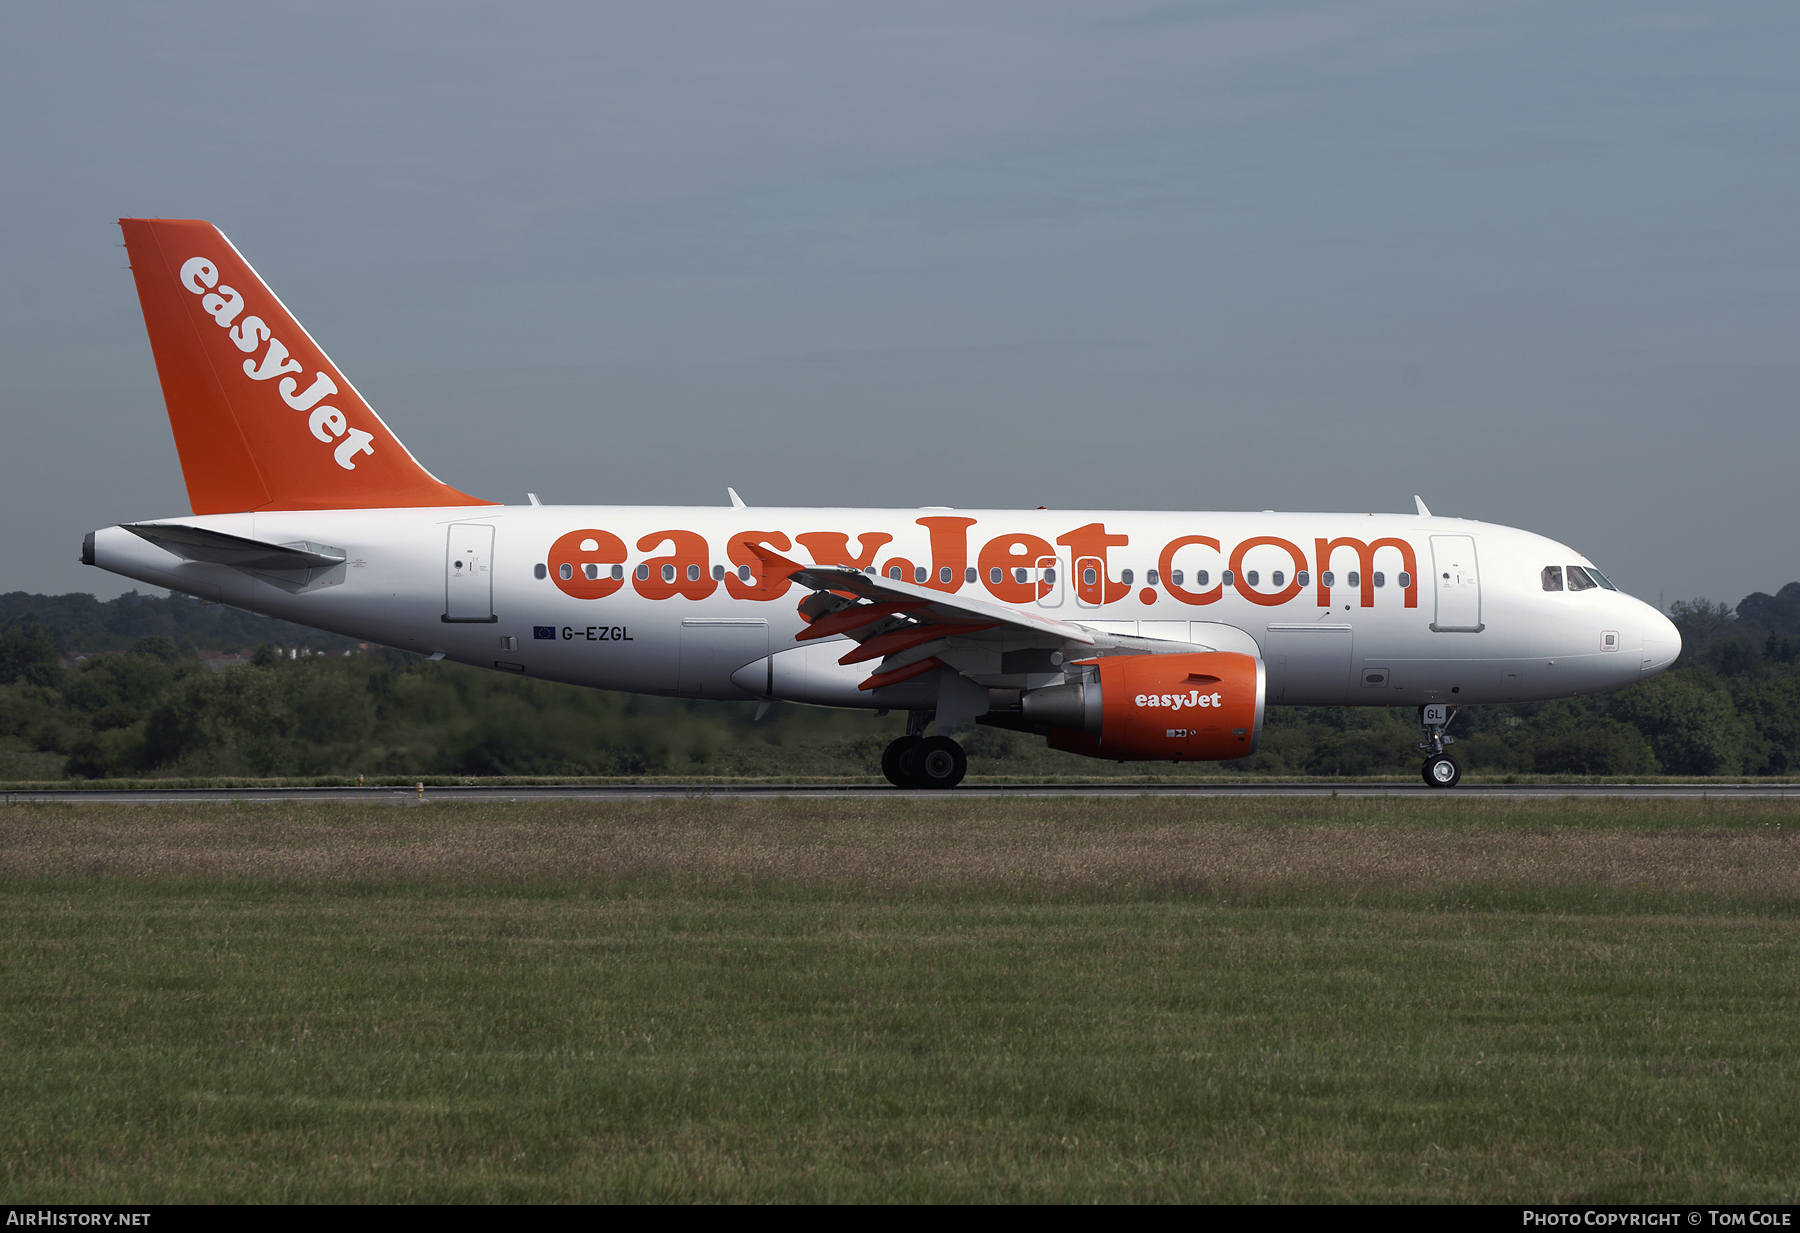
left=119, top=218, right=493, bottom=513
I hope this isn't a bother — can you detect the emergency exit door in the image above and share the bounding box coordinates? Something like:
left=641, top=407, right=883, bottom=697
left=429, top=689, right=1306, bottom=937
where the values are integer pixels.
left=445, top=524, right=496, bottom=622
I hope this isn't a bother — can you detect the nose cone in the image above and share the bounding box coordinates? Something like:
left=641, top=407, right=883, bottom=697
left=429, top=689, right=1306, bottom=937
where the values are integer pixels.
left=1640, top=604, right=1682, bottom=678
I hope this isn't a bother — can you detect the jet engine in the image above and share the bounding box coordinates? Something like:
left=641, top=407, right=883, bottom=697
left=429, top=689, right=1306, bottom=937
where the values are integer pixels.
left=1017, top=651, right=1265, bottom=761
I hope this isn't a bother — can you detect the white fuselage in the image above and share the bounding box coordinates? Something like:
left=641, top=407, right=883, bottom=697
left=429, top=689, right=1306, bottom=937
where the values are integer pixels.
left=89, top=505, right=1681, bottom=711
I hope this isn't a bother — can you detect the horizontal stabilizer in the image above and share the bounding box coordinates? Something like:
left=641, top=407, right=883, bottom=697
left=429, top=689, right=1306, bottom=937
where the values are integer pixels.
left=123, top=523, right=345, bottom=571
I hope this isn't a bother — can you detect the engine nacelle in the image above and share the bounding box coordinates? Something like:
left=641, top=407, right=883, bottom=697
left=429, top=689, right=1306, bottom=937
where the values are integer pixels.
left=1020, top=651, right=1265, bottom=761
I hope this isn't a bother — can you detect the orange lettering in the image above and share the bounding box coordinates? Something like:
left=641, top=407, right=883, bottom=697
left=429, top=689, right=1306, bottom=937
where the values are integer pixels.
left=1056, top=523, right=1130, bottom=605
left=978, top=533, right=1054, bottom=603
left=1158, top=535, right=1223, bottom=606
left=634, top=529, right=717, bottom=600
left=1228, top=537, right=1306, bottom=607
left=548, top=529, right=626, bottom=600
left=1314, top=537, right=1419, bottom=608
left=917, top=516, right=977, bottom=592
left=796, top=530, right=893, bottom=571
left=725, top=531, right=794, bottom=600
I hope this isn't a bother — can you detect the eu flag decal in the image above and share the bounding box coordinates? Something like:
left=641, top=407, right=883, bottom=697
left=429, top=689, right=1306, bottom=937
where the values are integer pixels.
left=533, top=626, right=556, bottom=640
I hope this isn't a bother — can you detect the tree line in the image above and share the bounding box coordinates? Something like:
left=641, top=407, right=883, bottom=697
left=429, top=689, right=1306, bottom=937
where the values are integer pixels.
left=0, top=583, right=1796, bottom=780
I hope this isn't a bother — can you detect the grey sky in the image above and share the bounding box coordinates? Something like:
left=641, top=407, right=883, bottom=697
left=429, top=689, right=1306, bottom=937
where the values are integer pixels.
left=3, top=2, right=1794, bottom=608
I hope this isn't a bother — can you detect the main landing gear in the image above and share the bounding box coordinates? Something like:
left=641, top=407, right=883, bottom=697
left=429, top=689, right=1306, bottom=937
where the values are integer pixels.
left=882, top=710, right=969, bottom=790
left=1418, top=703, right=1462, bottom=789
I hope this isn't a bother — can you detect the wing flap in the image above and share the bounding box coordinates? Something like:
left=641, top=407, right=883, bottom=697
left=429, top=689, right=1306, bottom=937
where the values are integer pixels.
left=756, top=548, right=1097, bottom=646
left=748, top=543, right=1099, bottom=694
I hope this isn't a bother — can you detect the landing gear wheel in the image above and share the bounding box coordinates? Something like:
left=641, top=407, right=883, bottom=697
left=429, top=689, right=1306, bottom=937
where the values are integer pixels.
left=903, top=735, right=968, bottom=790
left=882, top=736, right=921, bottom=788
left=1422, top=753, right=1462, bottom=789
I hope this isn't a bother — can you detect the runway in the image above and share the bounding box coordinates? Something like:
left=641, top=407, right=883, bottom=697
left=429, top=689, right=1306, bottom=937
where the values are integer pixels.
left=6, top=781, right=1797, bottom=804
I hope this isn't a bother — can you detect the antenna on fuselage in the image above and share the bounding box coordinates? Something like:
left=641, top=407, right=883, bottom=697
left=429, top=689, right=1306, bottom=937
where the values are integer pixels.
left=728, top=487, right=747, bottom=508
left=1414, top=495, right=1433, bottom=517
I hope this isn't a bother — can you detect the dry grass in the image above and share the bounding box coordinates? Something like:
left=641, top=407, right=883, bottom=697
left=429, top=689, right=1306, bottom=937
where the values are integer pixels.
left=1, top=796, right=1794, bottom=898
left=4, top=797, right=1798, bottom=1201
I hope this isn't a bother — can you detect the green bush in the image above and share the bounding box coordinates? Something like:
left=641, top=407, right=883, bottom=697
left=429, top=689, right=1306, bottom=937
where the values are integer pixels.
left=1606, top=671, right=1750, bottom=776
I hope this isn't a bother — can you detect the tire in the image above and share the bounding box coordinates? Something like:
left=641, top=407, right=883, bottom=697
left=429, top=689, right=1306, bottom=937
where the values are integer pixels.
left=882, top=736, right=921, bottom=788
left=1421, top=753, right=1462, bottom=789
left=904, top=735, right=968, bottom=790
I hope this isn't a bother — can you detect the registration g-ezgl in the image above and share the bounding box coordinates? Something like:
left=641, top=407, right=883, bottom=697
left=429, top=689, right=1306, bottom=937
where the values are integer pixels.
left=87, top=218, right=1681, bottom=789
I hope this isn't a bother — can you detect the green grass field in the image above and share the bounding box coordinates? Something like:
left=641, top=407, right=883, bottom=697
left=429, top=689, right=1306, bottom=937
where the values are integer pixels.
left=2, top=796, right=1797, bottom=1202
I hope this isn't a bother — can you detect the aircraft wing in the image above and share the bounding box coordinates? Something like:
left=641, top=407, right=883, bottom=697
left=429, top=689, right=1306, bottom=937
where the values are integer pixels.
left=749, top=545, right=1096, bottom=702
left=781, top=562, right=1097, bottom=645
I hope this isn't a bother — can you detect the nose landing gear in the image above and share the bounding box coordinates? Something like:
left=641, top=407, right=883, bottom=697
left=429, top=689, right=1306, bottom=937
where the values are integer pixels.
left=881, top=710, right=969, bottom=789
left=1418, top=703, right=1463, bottom=789
left=1422, top=752, right=1462, bottom=788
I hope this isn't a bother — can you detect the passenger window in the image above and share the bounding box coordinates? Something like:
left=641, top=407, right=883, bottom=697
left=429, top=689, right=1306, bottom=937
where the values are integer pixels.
left=1322, top=571, right=1334, bottom=588
left=990, top=567, right=1003, bottom=584
left=712, top=564, right=724, bottom=580
left=1272, top=570, right=1284, bottom=588
left=915, top=566, right=928, bottom=583
left=738, top=565, right=752, bottom=581
left=889, top=566, right=903, bottom=580
left=1147, top=569, right=1159, bottom=586
left=1222, top=570, right=1235, bottom=587
left=534, top=563, right=547, bottom=580
left=635, top=564, right=649, bottom=581
left=1246, top=571, right=1259, bottom=587
left=661, top=564, right=676, bottom=583
left=1542, top=566, right=1563, bottom=591
left=1082, top=567, right=1097, bottom=586
left=1374, top=572, right=1385, bottom=588
left=1172, top=570, right=1184, bottom=586
left=939, top=566, right=953, bottom=584
left=1121, top=569, right=1134, bottom=585
left=1015, top=567, right=1029, bottom=584
left=1296, top=571, right=1308, bottom=587
left=559, top=563, right=573, bottom=580
left=1348, top=571, right=1360, bottom=588
left=965, top=567, right=977, bottom=584
left=686, top=564, right=700, bottom=582
left=1043, top=568, right=1055, bottom=583
left=1398, top=571, right=1411, bottom=588
left=1195, top=570, right=1208, bottom=587
left=584, top=564, right=599, bottom=580
left=1567, top=566, right=1597, bottom=591
left=611, top=565, right=623, bottom=581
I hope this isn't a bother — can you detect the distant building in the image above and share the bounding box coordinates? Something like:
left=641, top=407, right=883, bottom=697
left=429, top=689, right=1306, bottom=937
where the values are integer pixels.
left=197, top=650, right=255, bottom=673
left=56, top=651, right=119, bottom=670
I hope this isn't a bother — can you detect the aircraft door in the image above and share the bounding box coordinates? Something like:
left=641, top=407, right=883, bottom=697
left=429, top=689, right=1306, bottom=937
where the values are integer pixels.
left=1036, top=556, right=1063, bottom=608
left=445, top=524, right=495, bottom=622
left=1429, top=535, right=1482, bottom=632
left=1074, top=556, right=1105, bottom=608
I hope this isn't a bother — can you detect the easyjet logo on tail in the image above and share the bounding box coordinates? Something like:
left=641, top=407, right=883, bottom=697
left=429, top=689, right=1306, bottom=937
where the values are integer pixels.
left=176, top=257, right=375, bottom=471
left=546, top=517, right=1423, bottom=611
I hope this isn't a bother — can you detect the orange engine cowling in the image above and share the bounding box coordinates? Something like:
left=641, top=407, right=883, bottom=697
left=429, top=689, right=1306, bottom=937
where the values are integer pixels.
left=1023, top=652, right=1265, bottom=762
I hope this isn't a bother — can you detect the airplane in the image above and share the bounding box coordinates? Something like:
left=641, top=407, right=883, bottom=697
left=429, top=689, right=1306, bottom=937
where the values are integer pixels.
left=83, top=218, right=1683, bottom=788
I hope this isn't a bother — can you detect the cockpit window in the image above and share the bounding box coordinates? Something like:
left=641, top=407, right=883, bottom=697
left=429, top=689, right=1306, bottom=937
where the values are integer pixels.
left=1586, top=567, right=1617, bottom=591
left=1567, top=566, right=1597, bottom=592
left=1542, top=565, right=1563, bottom=592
